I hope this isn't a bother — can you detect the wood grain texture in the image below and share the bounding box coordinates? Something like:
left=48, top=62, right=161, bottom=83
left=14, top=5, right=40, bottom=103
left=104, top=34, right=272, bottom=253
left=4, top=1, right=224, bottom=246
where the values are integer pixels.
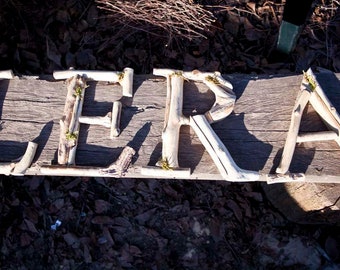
left=2, top=71, right=340, bottom=223
left=0, top=72, right=339, bottom=181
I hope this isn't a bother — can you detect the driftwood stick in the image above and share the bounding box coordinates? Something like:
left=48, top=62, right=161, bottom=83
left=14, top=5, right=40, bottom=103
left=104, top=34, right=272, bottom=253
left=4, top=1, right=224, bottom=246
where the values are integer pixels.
left=53, top=70, right=121, bottom=82
left=0, top=70, right=14, bottom=79
left=110, top=101, right=122, bottom=138
left=141, top=166, right=191, bottom=178
left=154, top=69, right=235, bottom=123
left=100, top=146, right=135, bottom=176
left=120, top=67, right=134, bottom=97
left=0, top=142, right=38, bottom=176
left=41, top=146, right=136, bottom=177
left=79, top=114, right=112, bottom=128
left=276, top=68, right=340, bottom=174
left=153, top=68, right=233, bottom=90
left=39, top=166, right=108, bottom=177
left=78, top=101, right=122, bottom=138
left=297, top=131, right=338, bottom=143
left=58, top=75, right=87, bottom=165
left=142, top=69, right=191, bottom=177
left=202, top=74, right=236, bottom=123
left=306, top=69, right=340, bottom=136
left=68, top=93, right=85, bottom=165
left=266, top=172, right=305, bottom=184
left=53, top=67, right=134, bottom=97
left=0, top=163, right=15, bottom=175
left=58, top=76, right=78, bottom=164
left=159, top=73, right=190, bottom=168
left=310, top=91, right=340, bottom=136
left=146, top=68, right=238, bottom=177
left=12, top=142, right=38, bottom=175
left=190, top=115, right=259, bottom=181
left=276, top=85, right=311, bottom=174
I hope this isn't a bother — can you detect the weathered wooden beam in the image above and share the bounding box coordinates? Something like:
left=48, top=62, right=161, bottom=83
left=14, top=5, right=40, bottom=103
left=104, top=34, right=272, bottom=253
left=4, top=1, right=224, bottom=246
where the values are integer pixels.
left=0, top=71, right=340, bottom=182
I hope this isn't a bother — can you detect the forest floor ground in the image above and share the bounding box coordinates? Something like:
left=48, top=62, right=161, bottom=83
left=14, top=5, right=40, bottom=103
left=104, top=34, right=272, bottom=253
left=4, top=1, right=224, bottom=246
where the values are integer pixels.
left=0, top=0, right=340, bottom=269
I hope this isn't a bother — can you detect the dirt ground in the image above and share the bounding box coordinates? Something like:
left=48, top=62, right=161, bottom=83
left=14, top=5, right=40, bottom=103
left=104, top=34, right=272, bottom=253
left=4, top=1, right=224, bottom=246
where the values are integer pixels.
left=0, top=0, right=340, bottom=269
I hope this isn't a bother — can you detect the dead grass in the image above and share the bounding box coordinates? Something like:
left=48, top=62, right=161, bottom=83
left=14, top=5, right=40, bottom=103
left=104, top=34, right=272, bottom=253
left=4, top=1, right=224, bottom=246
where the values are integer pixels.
left=95, top=0, right=216, bottom=41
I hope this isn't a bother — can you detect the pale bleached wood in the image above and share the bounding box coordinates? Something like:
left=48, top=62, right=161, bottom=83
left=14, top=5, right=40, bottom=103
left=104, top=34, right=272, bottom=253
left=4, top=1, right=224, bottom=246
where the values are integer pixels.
left=160, top=74, right=190, bottom=168
left=190, top=114, right=260, bottom=181
left=0, top=70, right=14, bottom=79
left=307, top=69, right=340, bottom=146
left=53, top=67, right=134, bottom=97
left=202, top=73, right=236, bottom=123
left=0, top=163, right=13, bottom=175
left=296, top=131, right=338, bottom=143
left=79, top=114, right=112, bottom=128
left=78, top=101, right=122, bottom=138
left=111, top=101, right=122, bottom=138
left=0, top=142, right=37, bottom=175
left=276, top=89, right=311, bottom=174
left=99, top=146, right=135, bottom=176
left=120, top=68, right=134, bottom=97
left=53, top=70, right=121, bottom=81
left=0, top=72, right=340, bottom=182
left=276, top=69, right=340, bottom=174
left=142, top=69, right=205, bottom=177
left=58, top=75, right=87, bottom=165
left=12, top=142, right=38, bottom=175
left=147, top=69, right=236, bottom=177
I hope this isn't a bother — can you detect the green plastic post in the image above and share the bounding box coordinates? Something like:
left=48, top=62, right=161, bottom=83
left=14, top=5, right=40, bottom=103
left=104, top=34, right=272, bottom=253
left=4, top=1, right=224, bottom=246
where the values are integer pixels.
left=276, top=21, right=301, bottom=54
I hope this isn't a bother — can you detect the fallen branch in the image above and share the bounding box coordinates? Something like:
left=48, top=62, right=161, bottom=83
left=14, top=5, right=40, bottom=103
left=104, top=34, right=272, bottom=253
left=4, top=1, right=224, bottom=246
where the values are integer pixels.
left=53, top=68, right=134, bottom=97
left=0, top=142, right=38, bottom=176
left=58, top=75, right=87, bottom=165
left=190, top=114, right=259, bottom=181
left=41, top=146, right=135, bottom=177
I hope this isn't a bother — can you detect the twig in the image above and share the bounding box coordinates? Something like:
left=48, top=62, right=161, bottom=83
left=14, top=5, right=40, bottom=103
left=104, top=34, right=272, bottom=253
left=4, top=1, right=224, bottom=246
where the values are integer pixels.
left=95, top=0, right=215, bottom=39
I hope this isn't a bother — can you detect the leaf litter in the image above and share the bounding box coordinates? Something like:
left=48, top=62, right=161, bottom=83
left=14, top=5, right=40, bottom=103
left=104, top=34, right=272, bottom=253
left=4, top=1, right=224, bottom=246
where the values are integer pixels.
left=0, top=0, right=340, bottom=268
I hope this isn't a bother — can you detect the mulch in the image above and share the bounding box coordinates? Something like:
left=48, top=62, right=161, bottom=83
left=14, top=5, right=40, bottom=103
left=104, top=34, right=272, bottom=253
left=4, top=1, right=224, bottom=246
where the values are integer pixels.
left=0, top=0, right=340, bottom=269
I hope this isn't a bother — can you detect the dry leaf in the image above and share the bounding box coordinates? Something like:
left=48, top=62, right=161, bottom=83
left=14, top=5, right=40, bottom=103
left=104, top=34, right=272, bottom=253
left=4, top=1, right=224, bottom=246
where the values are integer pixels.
left=23, top=219, right=39, bottom=234
left=135, top=208, right=157, bottom=225
left=83, top=244, right=92, bottom=263
left=226, top=200, right=243, bottom=223
left=94, top=200, right=111, bottom=214
left=20, top=233, right=33, bottom=247
left=91, top=216, right=115, bottom=225
left=63, top=232, right=80, bottom=247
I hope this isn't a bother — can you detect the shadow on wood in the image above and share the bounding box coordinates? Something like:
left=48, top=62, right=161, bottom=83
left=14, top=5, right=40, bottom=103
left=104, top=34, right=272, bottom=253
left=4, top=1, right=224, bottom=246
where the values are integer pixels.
left=32, top=121, right=54, bottom=162
left=0, top=79, right=10, bottom=122
left=272, top=147, right=315, bottom=174
left=127, top=122, right=151, bottom=163
left=263, top=182, right=340, bottom=225
left=0, top=141, right=28, bottom=162
left=263, top=71, right=340, bottom=225
left=214, top=112, right=273, bottom=173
